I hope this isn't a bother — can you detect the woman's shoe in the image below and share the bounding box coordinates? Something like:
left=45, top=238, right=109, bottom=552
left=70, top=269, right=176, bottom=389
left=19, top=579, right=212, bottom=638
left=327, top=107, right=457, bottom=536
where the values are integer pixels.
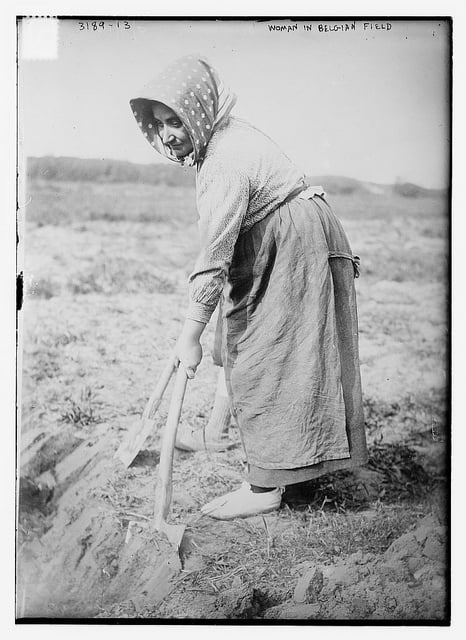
left=175, top=426, right=235, bottom=452
left=200, top=482, right=282, bottom=520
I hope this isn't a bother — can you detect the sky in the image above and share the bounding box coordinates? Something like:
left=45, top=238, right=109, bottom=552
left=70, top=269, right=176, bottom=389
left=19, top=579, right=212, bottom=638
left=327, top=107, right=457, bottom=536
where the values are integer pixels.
left=18, top=17, right=451, bottom=188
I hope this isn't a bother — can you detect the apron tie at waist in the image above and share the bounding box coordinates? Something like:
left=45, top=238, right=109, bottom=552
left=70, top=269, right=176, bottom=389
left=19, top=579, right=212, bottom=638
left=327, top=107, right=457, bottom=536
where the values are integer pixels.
left=279, top=183, right=310, bottom=207
left=328, top=251, right=361, bottom=278
left=297, top=185, right=327, bottom=200
left=280, top=183, right=327, bottom=208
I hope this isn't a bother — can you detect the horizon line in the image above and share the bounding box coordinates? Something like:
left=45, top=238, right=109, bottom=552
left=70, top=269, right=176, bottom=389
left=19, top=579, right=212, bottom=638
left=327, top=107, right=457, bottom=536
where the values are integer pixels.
left=24, top=154, right=448, bottom=193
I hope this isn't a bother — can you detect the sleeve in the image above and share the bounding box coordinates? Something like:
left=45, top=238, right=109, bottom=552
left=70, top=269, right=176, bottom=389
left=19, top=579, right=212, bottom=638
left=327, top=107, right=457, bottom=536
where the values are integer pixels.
left=186, top=161, right=249, bottom=324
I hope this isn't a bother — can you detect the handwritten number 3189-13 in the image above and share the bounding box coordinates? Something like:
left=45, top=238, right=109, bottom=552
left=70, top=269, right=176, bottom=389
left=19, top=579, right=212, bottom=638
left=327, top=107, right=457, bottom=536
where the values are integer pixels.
left=78, top=21, right=131, bottom=31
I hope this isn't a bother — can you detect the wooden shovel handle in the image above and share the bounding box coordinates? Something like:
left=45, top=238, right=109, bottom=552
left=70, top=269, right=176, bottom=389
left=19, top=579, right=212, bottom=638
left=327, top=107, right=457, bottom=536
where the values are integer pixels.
left=153, top=365, right=188, bottom=528
left=115, top=355, right=179, bottom=468
left=142, top=357, right=178, bottom=421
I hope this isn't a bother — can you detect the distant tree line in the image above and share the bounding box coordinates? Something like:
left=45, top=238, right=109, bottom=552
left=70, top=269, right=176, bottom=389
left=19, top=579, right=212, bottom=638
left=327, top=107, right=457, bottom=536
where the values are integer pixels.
left=26, top=156, right=445, bottom=198
left=26, top=156, right=196, bottom=188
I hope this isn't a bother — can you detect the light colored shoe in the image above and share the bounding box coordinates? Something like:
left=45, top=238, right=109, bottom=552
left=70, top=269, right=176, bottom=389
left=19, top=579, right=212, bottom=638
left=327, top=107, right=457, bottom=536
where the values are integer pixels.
left=200, top=482, right=282, bottom=520
left=175, top=426, right=234, bottom=452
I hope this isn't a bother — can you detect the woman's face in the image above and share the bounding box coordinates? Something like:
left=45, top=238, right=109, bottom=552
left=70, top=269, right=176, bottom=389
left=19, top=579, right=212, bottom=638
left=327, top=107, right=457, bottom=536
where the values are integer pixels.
left=151, top=102, right=193, bottom=158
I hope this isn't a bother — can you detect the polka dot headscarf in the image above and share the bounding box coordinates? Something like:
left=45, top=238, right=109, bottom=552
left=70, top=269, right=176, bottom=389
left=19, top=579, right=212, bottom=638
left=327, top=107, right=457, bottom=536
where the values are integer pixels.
left=130, top=55, right=237, bottom=166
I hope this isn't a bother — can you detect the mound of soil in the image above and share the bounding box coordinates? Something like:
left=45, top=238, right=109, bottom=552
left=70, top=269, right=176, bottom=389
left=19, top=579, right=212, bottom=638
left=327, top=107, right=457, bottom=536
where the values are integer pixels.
left=16, top=418, right=448, bottom=620
left=263, top=514, right=447, bottom=621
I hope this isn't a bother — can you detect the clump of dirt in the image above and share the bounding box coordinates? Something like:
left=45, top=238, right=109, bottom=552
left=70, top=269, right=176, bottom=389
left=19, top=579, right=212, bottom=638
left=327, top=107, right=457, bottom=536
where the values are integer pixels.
left=262, top=513, right=447, bottom=621
left=212, top=581, right=267, bottom=619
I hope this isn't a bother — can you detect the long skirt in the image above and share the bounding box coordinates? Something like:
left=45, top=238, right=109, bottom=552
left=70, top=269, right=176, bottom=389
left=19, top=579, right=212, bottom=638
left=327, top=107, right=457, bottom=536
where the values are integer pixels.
left=213, top=193, right=368, bottom=487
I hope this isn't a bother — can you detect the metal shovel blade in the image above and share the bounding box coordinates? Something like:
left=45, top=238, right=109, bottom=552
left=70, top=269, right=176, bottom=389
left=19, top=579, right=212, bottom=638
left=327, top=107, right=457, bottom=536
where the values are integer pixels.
left=157, top=521, right=187, bottom=550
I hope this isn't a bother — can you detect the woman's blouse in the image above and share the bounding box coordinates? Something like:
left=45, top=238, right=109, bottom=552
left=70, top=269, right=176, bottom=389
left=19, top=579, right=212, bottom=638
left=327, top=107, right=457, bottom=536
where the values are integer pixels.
left=187, top=116, right=305, bottom=324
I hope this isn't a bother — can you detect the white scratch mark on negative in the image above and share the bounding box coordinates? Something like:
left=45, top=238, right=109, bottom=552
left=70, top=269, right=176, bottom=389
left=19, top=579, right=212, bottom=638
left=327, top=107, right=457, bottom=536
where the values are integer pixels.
left=20, top=17, right=59, bottom=60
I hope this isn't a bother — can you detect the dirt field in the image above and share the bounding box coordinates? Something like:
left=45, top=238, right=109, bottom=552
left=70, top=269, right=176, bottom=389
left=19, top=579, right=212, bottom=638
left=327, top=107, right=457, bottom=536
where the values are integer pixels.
left=17, top=176, right=449, bottom=621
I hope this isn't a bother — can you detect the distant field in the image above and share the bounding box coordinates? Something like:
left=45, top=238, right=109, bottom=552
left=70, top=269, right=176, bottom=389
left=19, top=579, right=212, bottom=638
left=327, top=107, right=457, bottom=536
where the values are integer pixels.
left=20, top=176, right=449, bottom=419
left=19, top=173, right=449, bottom=430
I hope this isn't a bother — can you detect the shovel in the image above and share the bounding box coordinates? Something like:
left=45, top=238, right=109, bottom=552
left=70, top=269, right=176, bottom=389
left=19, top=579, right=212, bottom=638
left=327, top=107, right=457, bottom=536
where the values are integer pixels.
left=115, top=357, right=178, bottom=468
left=116, top=357, right=188, bottom=549
left=152, top=365, right=188, bottom=548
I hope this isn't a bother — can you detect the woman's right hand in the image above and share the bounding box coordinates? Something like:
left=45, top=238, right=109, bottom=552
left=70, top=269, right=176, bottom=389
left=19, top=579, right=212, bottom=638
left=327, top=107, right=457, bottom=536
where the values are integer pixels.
left=174, top=318, right=206, bottom=379
left=174, top=336, right=202, bottom=379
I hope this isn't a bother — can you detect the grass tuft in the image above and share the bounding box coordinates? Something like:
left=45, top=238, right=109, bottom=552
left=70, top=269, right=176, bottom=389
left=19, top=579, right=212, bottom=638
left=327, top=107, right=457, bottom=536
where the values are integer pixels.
left=367, top=441, right=433, bottom=501
left=61, top=386, right=102, bottom=427
left=282, top=441, right=436, bottom=514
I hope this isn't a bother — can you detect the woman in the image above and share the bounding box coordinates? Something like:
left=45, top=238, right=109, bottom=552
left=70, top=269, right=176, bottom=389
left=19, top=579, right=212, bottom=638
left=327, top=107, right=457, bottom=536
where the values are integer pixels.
left=130, top=55, right=368, bottom=520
